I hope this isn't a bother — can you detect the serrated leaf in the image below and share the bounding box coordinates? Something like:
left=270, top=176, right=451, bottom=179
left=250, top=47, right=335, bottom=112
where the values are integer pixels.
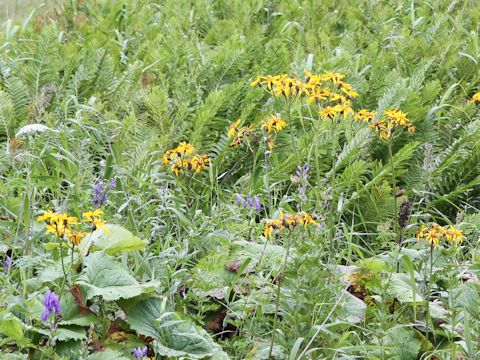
left=56, top=326, right=87, bottom=341
left=76, top=252, right=159, bottom=301
left=0, top=311, right=24, bottom=342
left=388, top=273, right=423, bottom=303
left=121, top=297, right=229, bottom=359
left=86, top=348, right=131, bottom=360
left=90, top=224, right=147, bottom=255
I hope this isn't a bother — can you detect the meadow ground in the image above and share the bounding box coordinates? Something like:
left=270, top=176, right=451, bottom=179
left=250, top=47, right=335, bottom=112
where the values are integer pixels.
left=0, top=0, right=479, bottom=359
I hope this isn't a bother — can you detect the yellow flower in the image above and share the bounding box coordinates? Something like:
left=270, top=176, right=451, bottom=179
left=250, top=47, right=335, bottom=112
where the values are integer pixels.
left=68, top=231, right=87, bottom=246
left=37, top=210, right=55, bottom=223
left=227, top=119, right=241, bottom=137
left=93, top=218, right=110, bottom=235
left=45, top=213, right=78, bottom=238
left=471, top=91, right=480, bottom=103
left=230, top=125, right=253, bottom=147
left=354, top=109, right=376, bottom=122
left=416, top=224, right=427, bottom=241
left=263, top=219, right=283, bottom=238
left=261, top=115, right=287, bottom=134
left=334, top=104, right=354, bottom=119
left=249, top=76, right=265, bottom=87
left=323, top=71, right=345, bottom=84
left=82, top=209, right=109, bottom=234
left=307, top=88, right=331, bottom=103
left=319, top=106, right=338, bottom=120
left=176, top=141, right=195, bottom=155
left=445, top=225, right=464, bottom=244
left=190, top=154, right=210, bottom=173
left=425, top=225, right=445, bottom=246
left=299, top=211, right=318, bottom=227
left=82, top=209, right=103, bottom=222
left=274, top=84, right=291, bottom=97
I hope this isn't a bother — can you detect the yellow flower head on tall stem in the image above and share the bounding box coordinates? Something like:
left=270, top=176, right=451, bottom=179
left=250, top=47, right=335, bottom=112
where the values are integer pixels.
left=425, top=226, right=444, bottom=246
left=319, top=106, right=338, bottom=120
left=68, top=231, right=87, bottom=246
left=82, top=209, right=110, bottom=235
left=445, top=225, right=464, bottom=244
left=228, top=119, right=241, bottom=137
left=471, top=91, right=480, bottom=103
left=261, top=115, right=287, bottom=134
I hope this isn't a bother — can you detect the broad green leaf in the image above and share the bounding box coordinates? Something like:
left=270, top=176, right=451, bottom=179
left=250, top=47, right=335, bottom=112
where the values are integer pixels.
left=56, top=326, right=87, bottom=341
left=336, top=290, right=366, bottom=324
left=0, top=311, right=24, bottom=342
left=90, top=224, right=147, bottom=255
left=385, top=326, right=421, bottom=360
left=121, top=297, right=229, bottom=359
left=76, top=252, right=159, bottom=301
left=86, top=348, right=131, bottom=360
left=388, top=273, right=423, bottom=303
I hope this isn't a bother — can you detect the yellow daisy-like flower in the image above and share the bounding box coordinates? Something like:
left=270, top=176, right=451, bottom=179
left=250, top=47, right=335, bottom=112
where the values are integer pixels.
left=176, top=141, right=195, bottom=155
left=354, top=109, right=376, bottom=122
left=299, top=211, right=318, bottom=227
left=68, top=231, right=87, bottom=246
left=261, top=115, right=287, bottom=134
left=227, top=119, right=241, bottom=138
left=45, top=213, right=78, bottom=238
left=416, top=224, right=427, bottom=241
left=92, top=218, right=110, bottom=235
left=471, top=91, right=480, bottom=103
left=425, top=225, right=444, bottom=246
left=37, top=210, right=55, bottom=223
left=319, top=106, right=338, bottom=120
left=82, top=209, right=104, bottom=222
left=445, top=225, right=464, bottom=244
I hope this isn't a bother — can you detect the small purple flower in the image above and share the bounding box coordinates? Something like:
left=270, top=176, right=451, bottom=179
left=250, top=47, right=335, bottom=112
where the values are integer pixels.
left=41, top=290, right=61, bottom=322
left=303, top=163, right=310, bottom=175
left=133, top=346, right=148, bottom=359
left=295, top=163, right=310, bottom=182
left=109, top=178, right=116, bottom=189
left=235, top=193, right=262, bottom=212
left=246, top=195, right=254, bottom=208
left=253, top=196, right=262, bottom=212
left=92, top=181, right=107, bottom=206
left=4, top=256, right=11, bottom=272
left=235, top=194, right=245, bottom=206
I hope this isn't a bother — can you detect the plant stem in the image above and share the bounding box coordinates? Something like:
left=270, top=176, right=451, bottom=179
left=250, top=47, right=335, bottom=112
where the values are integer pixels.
left=268, top=233, right=291, bottom=359
left=424, top=244, right=434, bottom=342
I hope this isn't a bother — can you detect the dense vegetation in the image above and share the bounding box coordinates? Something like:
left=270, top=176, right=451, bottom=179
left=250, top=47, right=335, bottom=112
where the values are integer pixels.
left=1, top=0, right=480, bottom=358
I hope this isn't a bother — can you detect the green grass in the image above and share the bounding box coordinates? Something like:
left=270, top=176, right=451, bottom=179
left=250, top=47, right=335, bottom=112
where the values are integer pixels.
left=0, top=0, right=479, bottom=359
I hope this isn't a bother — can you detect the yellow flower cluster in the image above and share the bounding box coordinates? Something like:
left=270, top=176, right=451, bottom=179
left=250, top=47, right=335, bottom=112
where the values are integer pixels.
left=162, top=142, right=210, bottom=176
left=261, top=115, right=288, bottom=134
left=82, top=209, right=110, bottom=234
left=263, top=211, right=318, bottom=239
left=227, top=120, right=254, bottom=147
left=37, top=211, right=79, bottom=239
left=471, top=91, right=480, bottom=103
left=355, top=108, right=415, bottom=140
left=250, top=71, right=358, bottom=120
left=416, top=224, right=464, bottom=246
left=37, top=208, right=110, bottom=245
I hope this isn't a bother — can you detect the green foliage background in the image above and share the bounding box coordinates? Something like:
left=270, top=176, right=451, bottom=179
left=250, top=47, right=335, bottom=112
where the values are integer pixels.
left=0, top=0, right=480, bottom=359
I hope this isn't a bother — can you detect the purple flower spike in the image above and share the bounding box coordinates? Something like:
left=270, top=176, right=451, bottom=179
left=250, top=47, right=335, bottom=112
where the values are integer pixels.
left=133, top=346, right=148, bottom=359
left=253, top=196, right=262, bottom=212
left=41, top=290, right=61, bottom=322
left=4, top=256, right=11, bottom=270
left=92, top=181, right=107, bottom=206
left=109, top=178, right=116, bottom=189
left=303, top=163, right=310, bottom=175
left=247, top=195, right=254, bottom=208
left=235, top=194, right=244, bottom=206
